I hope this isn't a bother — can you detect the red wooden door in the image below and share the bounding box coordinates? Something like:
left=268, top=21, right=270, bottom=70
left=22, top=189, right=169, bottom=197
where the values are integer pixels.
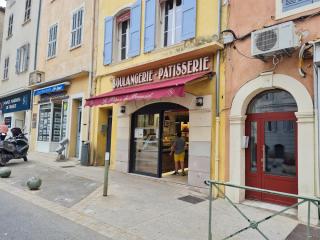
left=245, top=112, right=298, bottom=205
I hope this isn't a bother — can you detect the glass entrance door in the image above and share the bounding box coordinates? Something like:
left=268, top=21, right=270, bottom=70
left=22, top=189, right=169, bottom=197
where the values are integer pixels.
left=132, top=113, right=160, bottom=176
left=246, top=115, right=298, bottom=205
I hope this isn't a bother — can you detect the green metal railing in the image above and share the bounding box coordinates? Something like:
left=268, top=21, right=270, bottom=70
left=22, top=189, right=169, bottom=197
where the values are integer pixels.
left=204, top=180, right=320, bottom=240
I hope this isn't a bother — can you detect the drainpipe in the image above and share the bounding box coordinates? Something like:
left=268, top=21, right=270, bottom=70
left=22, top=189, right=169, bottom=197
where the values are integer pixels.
left=34, top=0, right=42, bottom=71
left=87, top=0, right=97, bottom=165
left=214, top=0, right=222, bottom=189
left=314, top=43, right=320, bottom=197
left=27, top=0, right=42, bottom=144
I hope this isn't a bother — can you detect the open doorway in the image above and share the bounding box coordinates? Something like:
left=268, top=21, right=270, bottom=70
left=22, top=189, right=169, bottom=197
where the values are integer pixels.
left=161, top=110, right=189, bottom=179
left=130, top=103, right=189, bottom=183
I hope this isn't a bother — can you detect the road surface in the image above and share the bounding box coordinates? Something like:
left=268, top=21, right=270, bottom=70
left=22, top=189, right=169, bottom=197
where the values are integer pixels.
left=0, top=190, right=111, bottom=240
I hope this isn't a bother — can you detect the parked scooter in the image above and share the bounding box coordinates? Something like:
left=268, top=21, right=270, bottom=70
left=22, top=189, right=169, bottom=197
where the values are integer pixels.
left=0, top=128, right=29, bottom=166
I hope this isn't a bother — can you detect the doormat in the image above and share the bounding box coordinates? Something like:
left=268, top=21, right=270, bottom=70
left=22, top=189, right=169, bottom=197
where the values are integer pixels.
left=178, top=195, right=205, bottom=204
left=60, top=165, right=76, bottom=168
left=286, top=224, right=320, bottom=240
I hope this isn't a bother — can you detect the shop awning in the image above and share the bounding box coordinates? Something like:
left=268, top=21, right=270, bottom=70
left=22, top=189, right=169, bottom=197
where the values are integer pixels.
left=85, top=72, right=210, bottom=107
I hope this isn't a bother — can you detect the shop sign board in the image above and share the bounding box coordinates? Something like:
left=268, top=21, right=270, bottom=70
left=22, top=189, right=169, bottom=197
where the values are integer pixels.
left=112, top=56, right=211, bottom=89
left=0, top=90, right=31, bottom=114
left=34, top=83, right=67, bottom=96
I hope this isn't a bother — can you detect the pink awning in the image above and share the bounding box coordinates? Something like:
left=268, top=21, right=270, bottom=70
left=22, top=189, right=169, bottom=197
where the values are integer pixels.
left=85, top=72, right=210, bottom=107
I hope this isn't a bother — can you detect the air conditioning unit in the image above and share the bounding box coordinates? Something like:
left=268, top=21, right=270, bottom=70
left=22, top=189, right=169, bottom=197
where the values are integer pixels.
left=29, top=70, right=45, bottom=86
left=251, top=21, right=300, bottom=59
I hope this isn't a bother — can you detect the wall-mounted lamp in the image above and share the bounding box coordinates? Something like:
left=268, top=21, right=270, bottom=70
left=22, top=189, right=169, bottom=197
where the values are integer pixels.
left=196, top=97, right=204, bottom=107
left=120, top=105, right=126, bottom=113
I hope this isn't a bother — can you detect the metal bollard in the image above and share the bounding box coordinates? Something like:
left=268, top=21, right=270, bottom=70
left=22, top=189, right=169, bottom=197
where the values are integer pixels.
left=103, top=158, right=110, bottom=196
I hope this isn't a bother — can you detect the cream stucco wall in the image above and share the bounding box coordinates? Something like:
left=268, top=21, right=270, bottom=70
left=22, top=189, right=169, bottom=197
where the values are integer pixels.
left=37, top=0, right=94, bottom=80
left=0, top=0, right=40, bottom=93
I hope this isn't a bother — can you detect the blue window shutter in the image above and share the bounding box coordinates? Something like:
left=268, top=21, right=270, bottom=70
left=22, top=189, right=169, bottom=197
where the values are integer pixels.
left=104, top=16, right=113, bottom=65
left=144, top=0, right=156, bottom=53
left=181, top=0, right=196, bottom=41
left=282, top=0, right=313, bottom=12
left=128, top=0, right=142, bottom=57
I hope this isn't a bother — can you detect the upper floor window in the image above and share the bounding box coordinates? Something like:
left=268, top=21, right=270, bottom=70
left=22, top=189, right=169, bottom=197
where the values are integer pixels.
left=16, top=44, right=30, bottom=74
left=48, top=24, right=58, bottom=59
left=282, top=0, right=320, bottom=12
left=70, top=7, right=84, bottom=49
left=7, top=14, right=13, bottom=38
left=24, top=0, right=32, bottom=22
left=117, top=12, right=131, bottom=61
left=3, top=57, right=9, bottom=80
left=161, top=0, right=182, bottom=47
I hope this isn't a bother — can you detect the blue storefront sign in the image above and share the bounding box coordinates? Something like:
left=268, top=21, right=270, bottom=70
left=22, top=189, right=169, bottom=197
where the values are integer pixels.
left=33, top=83, right=66, bottom=96
left=0, top=90, right=31, bottom=114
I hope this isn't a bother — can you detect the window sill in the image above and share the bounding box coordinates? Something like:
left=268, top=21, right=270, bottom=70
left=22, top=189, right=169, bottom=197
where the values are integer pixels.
left=155, top=41, right=185, bottom=54
left=276, top=2, right=320, bottom=20
left=69, top=44, right=82, bottom=51
left=22, top=18, right=31, bottom=26
left=47, top=55, right=56, bottom=61
left=16, top=70, right=28, bottom=75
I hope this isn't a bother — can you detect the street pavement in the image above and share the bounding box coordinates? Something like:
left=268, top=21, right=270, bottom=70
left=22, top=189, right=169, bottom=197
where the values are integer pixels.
left=0, top=152, right=318, bottom=240
left=0, top=189, right=110, bottom=240
left=3, top=159, right=100, bottom=207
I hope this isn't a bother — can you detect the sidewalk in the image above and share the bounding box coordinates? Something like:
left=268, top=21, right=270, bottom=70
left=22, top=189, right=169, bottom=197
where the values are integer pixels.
left=0, top=152, right=316, bottom=239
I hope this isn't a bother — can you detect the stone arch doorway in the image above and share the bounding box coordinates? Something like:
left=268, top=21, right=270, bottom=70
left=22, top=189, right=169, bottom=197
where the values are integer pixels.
left=227, top=74, right=316, bottom=221
left=245, top=89, right=298, bottom=206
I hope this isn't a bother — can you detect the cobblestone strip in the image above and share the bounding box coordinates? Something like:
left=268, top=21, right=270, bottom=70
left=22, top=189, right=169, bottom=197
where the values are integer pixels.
left=0, top=181, right=144, bottom=240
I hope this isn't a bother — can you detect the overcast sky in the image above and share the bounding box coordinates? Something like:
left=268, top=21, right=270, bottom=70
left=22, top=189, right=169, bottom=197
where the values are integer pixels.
left=0, top=0, right=5, bottom=7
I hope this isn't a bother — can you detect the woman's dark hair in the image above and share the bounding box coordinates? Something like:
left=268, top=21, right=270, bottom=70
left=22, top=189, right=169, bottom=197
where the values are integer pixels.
left=177, top=132, right=182, bottom=138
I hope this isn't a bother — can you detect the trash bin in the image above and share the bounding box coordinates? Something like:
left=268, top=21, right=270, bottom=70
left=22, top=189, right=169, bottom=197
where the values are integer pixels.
left=80, top=141, right=90, bottom=166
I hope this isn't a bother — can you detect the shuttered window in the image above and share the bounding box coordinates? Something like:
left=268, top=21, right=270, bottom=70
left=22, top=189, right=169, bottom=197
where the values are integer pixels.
left=144, top=0, right=156, bottom=52
left=282, top=0, right=320, bottom=12
left=48, top=24, right=58, bottom=59
left=118, top=20, right=130, bottom=60
left=7, top=14, right=13, bottom=38
left=3, top=57, right=9, bottom=80
left=162, top=0, right=182, bottom=47
left=161, top=0, right=196, bottom=47
left=24, top=0, right=32, bottom=22
left=16, top=44, right=30, bottom=74
left=71, top=7, right=84, bottom=49
left=103, top=16, right=113, bottom=65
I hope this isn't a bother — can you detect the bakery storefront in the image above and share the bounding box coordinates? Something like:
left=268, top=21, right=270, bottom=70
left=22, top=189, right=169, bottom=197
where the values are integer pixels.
left=87, top=56, right=215, bottom=187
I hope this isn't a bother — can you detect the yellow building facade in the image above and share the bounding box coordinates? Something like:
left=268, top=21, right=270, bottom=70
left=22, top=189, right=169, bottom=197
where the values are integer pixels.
left=29, top=0, right=96, bottom=159
left=88, top=0, right=227, bottom=188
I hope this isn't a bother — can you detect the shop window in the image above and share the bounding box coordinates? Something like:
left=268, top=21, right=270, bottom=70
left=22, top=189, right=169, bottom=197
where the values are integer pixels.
left=48, top=24, right=58, bottom=59
left=38, top=104, right=52, bottom=142
left=161, top=0, right=182, bottom=47
left=7, top=14, right=13, bottom=38
left=70, top=7, right=84, bottom=49
left=24, top=0, right=32, bottom=23
left=118, top=19, right=130, bottom=61
left=38, top=101, right=68, bottom=142
left=16, top=44, right=30, bottom=74
left=61, top=101, right=68, bottom=140
left=3, top=57, right=9, bottom=80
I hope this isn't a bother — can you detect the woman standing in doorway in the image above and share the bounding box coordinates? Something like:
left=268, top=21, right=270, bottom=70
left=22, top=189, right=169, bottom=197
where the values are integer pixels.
left=170, top=132, right=186, bottom=176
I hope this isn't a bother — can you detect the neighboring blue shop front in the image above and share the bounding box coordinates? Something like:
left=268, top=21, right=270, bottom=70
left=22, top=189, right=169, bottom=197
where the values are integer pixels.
left=0, top=90, right=32, bottom=135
